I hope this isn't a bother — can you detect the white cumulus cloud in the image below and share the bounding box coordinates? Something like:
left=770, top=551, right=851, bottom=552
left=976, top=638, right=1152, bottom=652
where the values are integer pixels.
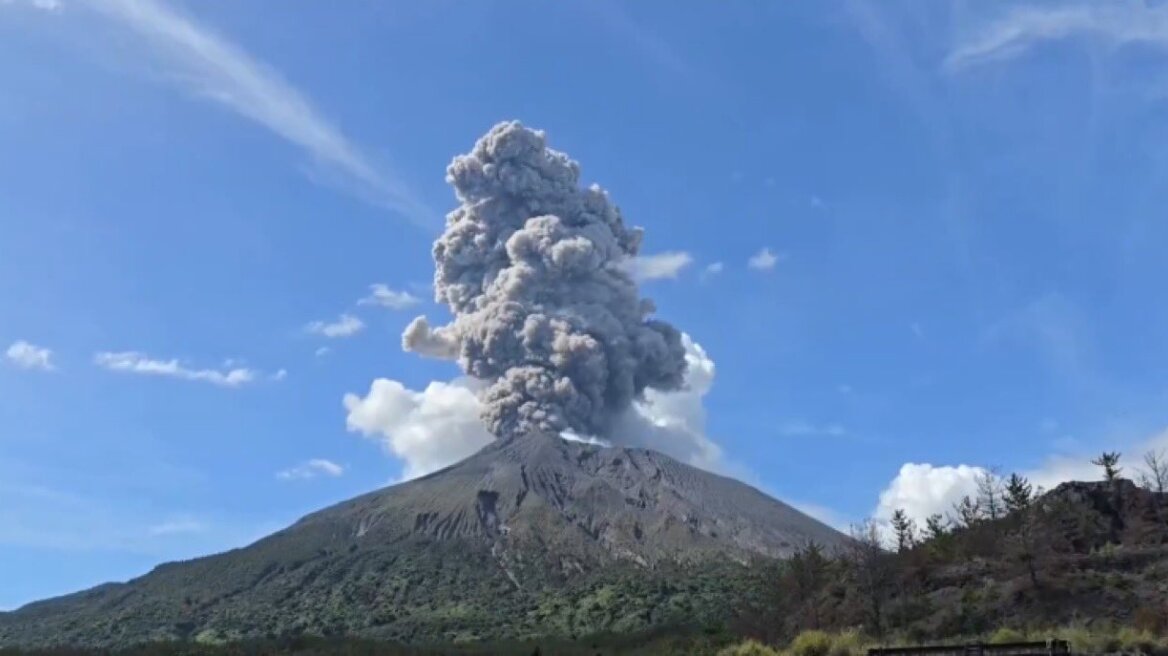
left=93, top=351, right=265, bottom=387
left=359, top=284, right=421, bottom=310
left=748, top=247, right=783, bottom=271
left=343, top=333, right=725, bottom=480
left=627, top=251, right=693, bottom=281
left=874, top=462, right=986, bottom=529
left=305, top=313, right=364, bottom=338
left=873, top=426, right=1168, bottom=535
left=5, top=340, right=55, bottom=371
left=277, top=458, right=345, bottom=481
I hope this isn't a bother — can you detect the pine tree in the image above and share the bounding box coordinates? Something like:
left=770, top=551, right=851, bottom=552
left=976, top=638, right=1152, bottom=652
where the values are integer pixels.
left=952, top=495, right=981, bottom=527
left=1091, top=451, right=1122, bottom=482
left=787, top=540, right=828, bottom=629
left=889, top=509, right=916, bottom=553
left=922, top=513, right=953, bottom=559
left=846, top=520, right=891, bottom=639
left=976, top=468, right=1005, bottom=521
left=1004, top=473, right=1033, bottom=513
left=1008, top=501, right=1042, bottom=590
left=924, top=513, right=948, bottom=541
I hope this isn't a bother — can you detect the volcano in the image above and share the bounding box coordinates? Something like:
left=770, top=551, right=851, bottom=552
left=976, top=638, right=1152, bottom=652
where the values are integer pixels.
left=0, top=433, right=846, bottom=648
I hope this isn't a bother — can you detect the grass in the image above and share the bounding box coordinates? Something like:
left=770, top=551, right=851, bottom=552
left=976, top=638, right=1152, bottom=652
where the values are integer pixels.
left=714, top=625, right=1168, bottom=656
left=717, top=640, right=782, bottom=656
left=1049, top=623, right=1167, bottom=655
left=988, top=628, right=1026, bottom=644
left=827, top=630, right=867, bottom=656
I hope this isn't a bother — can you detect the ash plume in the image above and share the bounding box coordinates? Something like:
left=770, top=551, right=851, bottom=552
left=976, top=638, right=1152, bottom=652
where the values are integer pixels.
left=403, top=121, right=687, bottom=440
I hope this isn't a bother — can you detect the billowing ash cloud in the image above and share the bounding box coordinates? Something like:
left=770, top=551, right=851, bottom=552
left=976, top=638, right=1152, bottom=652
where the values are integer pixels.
left=403, top=121, right=687, bottom=440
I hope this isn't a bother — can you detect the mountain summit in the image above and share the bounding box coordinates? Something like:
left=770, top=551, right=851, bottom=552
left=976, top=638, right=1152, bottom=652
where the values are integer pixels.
left=0, top=433, right=845, bottom=648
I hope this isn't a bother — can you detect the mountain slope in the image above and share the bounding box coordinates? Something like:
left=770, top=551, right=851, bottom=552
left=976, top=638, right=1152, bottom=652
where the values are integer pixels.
left=0, top=433, right=845, bottom=648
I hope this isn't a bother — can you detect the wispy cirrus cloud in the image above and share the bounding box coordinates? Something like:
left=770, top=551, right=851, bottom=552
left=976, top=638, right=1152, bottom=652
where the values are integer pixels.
left=93, top=351, right=270, bottom=387
left=276, top=458, right=345, bottom=481
left=790, top=500, right=854, bottom=533
left=585, top=1, right=690, bottom=78
left=74, top=0, right=434, bottom=226
left=982, top=293, right=1109, bottom=398
left=0, top=479, right=253, bottom=555
left=147, top=517, right=207, bottom=536
left=1, top=0, right=62, bottom=11
left=700, top=261, right=724, bottom=282
left=305, top=313, right=364, bottom=338
left=778, top=420, right=848, bottom=438
left=5, top=341, right=55, bottom=371
left=847, top=1, right=986, bottom=321
left=947, top=2, right=1168, bottom=71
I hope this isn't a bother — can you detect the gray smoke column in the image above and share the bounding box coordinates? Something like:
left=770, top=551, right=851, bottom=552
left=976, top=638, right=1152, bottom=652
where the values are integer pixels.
left=403, top=121, right=687, bottom=440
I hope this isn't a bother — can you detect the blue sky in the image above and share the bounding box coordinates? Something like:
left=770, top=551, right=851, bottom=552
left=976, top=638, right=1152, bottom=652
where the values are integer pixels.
left=5, top=0, right=1168, bottom=609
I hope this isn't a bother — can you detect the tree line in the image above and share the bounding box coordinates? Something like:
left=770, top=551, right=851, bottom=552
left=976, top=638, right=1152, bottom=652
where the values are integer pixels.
left=762, top=448, right=1168, bottom=643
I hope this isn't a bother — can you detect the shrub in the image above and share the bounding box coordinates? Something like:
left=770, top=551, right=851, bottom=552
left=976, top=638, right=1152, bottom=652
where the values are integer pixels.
left=1133, top=605, right=1168, bottom=636
left=718, top=639, right=782, bottom=656
left=1116, top=626, right=1160, bottom=655
left=989, top=628, right=1027, bottom=644
left=1054, top=624, right=1113, bottom=655
left=193, top=629, right=225, bottom=646
left=828, top=629, right=868, bottom=656
left=789, top=630, right=834, bottom=656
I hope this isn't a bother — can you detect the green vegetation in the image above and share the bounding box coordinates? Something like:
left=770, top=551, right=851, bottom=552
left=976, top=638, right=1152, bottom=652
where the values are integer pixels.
left=0, top=542, right=775, bottom=652
left=0, top=626, right=739, bottom=656
left=713, top=626, right=1168, bottom=656
left=787, top=630, right=833, bottom=656
left=717, top=640, right=782, bottom=656
left=744, top=474, right=1168, bottom=647
left=2, top=459, right=1167, bottom=654
left=987, top=627, right=1025, bottom=644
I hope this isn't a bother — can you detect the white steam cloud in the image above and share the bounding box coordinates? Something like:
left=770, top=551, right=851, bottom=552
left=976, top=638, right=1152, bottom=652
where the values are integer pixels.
left=344, top=378, right=493, bottom=480
left=345, top=334, right=721, bottom=480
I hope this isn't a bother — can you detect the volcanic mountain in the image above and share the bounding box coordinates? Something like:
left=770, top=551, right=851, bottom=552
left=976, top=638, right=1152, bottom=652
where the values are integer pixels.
left=0, top=433, right=846, bottom=648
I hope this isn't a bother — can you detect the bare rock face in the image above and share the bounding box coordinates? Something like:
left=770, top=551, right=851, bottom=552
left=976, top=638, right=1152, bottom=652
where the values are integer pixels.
left=300, top=432, right=845, bottom=563
left=0, top=434, right=846, bottom=648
